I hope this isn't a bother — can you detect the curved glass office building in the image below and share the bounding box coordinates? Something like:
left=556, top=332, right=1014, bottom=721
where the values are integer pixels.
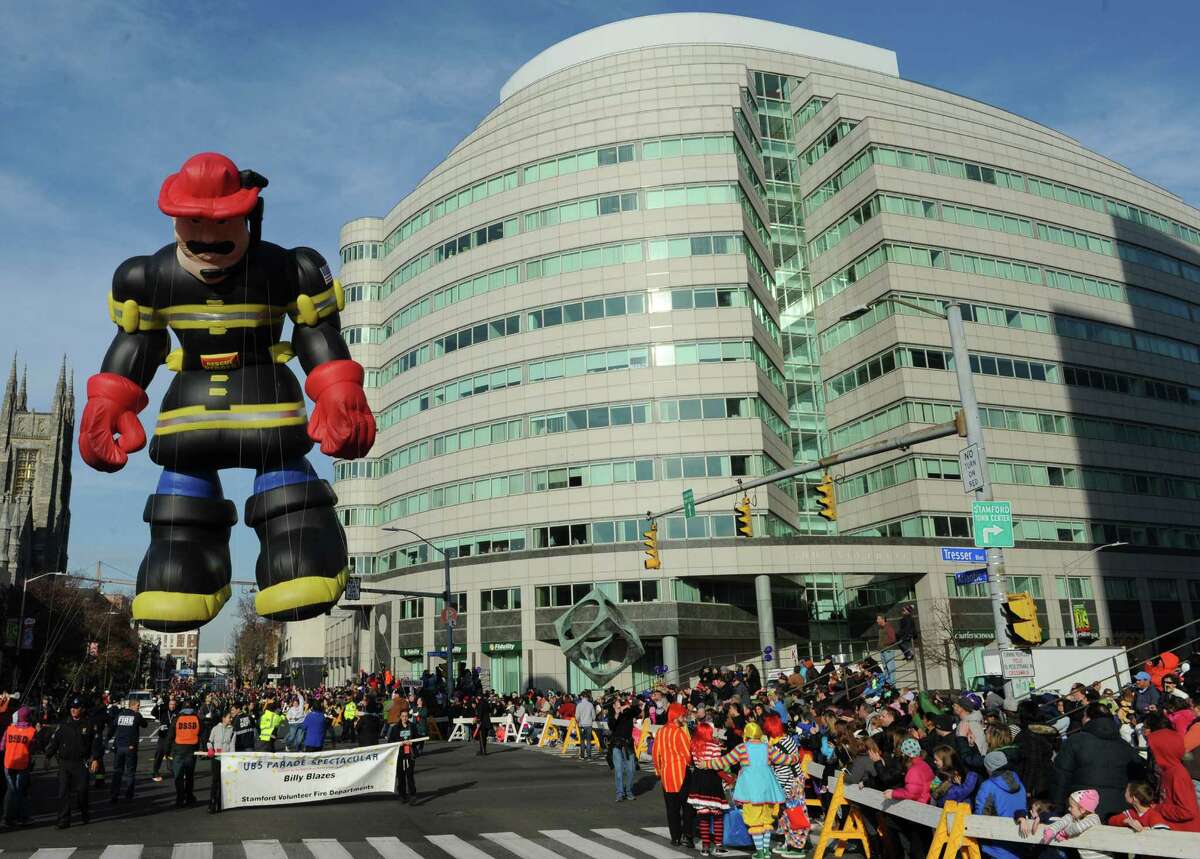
left=326, top=13, right=1200, bottom=690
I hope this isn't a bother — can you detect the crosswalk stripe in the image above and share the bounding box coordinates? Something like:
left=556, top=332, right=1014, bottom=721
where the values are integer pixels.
left=642, top=828, right=673, bottom=840
left=303, top=840, right=355, bottom=859
left=591, top=829, right=688, bottom=859
left=99, top=847, right=143, bottom=859
left=365, top=837, right=424, bottom=859
left=541, top=830, right=636, bottom=859
left=482, top=832, right=567, bottom=859
left=31, top=850, right=75, bottom=859
left=243, top=841, right=289, bottom=859
left=425, top=835, right=494, bottom=859
left=171, top=845, right=212, bottom=859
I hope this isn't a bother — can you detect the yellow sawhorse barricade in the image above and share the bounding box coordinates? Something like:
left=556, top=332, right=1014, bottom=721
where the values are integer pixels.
left=560, top=717, right=602, bottom=755
left=538, top=717, right=563, bottom=747
left=634, top=718, right=654, bottom=758
left=927, top=801, right=981, bottom=859
left=812, top=771, right=871, bottom=859
left=427, top=718, right=444, bottom=741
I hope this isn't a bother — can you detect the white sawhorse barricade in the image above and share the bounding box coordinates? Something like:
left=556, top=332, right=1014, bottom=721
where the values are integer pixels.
left=446, top=714, right=519, bottom=743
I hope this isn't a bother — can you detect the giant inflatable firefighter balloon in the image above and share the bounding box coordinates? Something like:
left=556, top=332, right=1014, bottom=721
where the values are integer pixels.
left=79, top=152, right=376, bottom=631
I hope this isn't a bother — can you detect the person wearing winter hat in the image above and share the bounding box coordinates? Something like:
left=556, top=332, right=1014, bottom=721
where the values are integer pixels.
left=972, top=752, right=1027, bottom=859
left=1029, top=789, right=1108, bottom=859
left=884, top=738, right=934, bottom=804
left=652, top=703, right=696, bottom=848
left=953, top=695, right=988, bottom=756
left=1133, top=671, right=1162, bottom=715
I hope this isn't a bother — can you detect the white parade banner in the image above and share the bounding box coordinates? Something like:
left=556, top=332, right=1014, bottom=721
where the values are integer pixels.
left=218, top=742, right=409, bottom=809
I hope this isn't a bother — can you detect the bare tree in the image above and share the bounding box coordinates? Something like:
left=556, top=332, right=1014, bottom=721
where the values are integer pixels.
left=230, top=592, right=279, bottom=686
left=921, top=597, right=967, bottom=689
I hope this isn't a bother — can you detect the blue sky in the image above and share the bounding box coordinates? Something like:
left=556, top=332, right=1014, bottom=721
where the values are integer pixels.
left=4, top=0, right=1197, bottom=650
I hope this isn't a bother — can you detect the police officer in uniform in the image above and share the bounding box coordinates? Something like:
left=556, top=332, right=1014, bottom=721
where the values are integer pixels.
left=78, top=152, right=376, bottom=631
left=107, top=696, right=147, bottom=802
left=44, top=697, right=102, bottom=829
left=169, top=698, right=202, bottom=807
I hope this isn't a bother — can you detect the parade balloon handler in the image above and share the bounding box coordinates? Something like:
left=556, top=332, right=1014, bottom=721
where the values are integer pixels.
left=696, top=721, right=804, bottom=859
left=79, top=152, right=376, bottom=631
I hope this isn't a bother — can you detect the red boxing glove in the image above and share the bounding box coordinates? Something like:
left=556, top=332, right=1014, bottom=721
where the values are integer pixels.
left=305, top=360, right=376, bottom=459
left=78, top=373, right=149, bottom=472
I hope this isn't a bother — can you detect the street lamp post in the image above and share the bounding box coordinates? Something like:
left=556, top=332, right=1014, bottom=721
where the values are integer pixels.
left=1061, top=541, right=1128, bottom=646
left=9, top=571, right=69, bottom=688
left=380, top=527, right=455, bottom=694
left=841, top=296, right=1012, bottom=651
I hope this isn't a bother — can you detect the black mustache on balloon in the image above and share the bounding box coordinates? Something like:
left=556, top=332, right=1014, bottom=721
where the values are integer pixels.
left=186, top=240, right=236, bottom=255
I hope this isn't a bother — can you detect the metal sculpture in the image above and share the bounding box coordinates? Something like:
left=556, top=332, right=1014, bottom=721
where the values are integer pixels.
left=555, top=587, right=645, bottom=687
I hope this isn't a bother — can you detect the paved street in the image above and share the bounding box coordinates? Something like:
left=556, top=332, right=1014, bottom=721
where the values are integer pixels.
left=0, top=741, right=687, bottom=857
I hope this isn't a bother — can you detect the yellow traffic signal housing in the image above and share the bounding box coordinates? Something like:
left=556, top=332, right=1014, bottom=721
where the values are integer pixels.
left=1004, top=591, right=1043, bottom=646
left=735, top=495, right=753, bottom=538
left=643, top=522, right=661, bottom=570
left=816, top=473, right=837, bottom=521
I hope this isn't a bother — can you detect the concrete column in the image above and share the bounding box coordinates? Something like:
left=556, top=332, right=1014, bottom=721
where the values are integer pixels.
left=357, top=608, right=373, bottom=674
left=662, top=635, right=679, bottom=686
left=755, top=574, right=776, bottom=670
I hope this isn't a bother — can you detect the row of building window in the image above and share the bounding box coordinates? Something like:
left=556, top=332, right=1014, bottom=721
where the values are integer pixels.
left=644, top=233, right=775, bottom=292
left=809, top=189, right=1117, bottom=266
left=820, top=291, right=1200, bottom=367
left=353, top=509, right=799, bottom=576
left=368, top=297, right=783, bottom=428
left=423, top=178, right=764, bottom=276
left=359, top=274, right=780, bottom=364
left=375, top=132, right=743, bottom=264
left=798, top=119, right=857, bottom=171
left=337, top=455, right=658, bottom=527
left=335, top=393, right=787, bottom=484
left=804, top=141, right=1200, bottom=251
left=848, top=513, right=1200, bottom=550
left=340, top=242, right=381, bottom=264
left=950, top=574, right=1200, bottom=602
left=793, top=96, right=828, bottom=130
left=535, top=580, right=659, bottom=608
left=837, top=452, right=1200, bottom=504
left=827, top=343, right=1199, bottom=407
left=828, top=398, right=1200, bottom=457
left=813, top=240, right=1200, bottom=328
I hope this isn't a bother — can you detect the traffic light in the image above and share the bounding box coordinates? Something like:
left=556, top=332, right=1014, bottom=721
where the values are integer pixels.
left=1004, top=592, right=1043, bottom=646
left=643, top=521, right=661, bottom=570
left=816, top=473, right=837, bottom=521
left=735, top=495, right=753, bottom=537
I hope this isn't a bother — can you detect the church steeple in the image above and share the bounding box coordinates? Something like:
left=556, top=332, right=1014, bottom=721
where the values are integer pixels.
left=1, top=354, right=16, bottom=425
left=16, top=365, right=27, bottom=412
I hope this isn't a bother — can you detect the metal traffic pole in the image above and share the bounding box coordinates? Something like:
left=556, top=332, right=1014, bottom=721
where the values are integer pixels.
left=380, top=527, right=454, bottom=694
left=946, top=302, right=1012, bottom=651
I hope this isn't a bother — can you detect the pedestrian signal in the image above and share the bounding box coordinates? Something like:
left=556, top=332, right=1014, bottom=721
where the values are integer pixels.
left=816, top=473, right=837, bottom=521
left=1004, top=592, right=1043, bottom=646
left=643, top=522, right=661, bottom=570
left=735, top=495, right=753, bottom=537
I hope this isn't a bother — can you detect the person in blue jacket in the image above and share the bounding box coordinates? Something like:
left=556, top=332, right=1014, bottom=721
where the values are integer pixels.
left=300, top=699, right=328, bottom=752
left=931, top=745, right=980, bottom=808
left=973, top=751, right=1027, bottom=859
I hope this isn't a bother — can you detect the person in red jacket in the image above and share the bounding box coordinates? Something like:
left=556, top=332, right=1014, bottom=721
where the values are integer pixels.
left=78, top=152, right=375, bottom=631
left=885, top=738, right=935, bottom=804
left=1107, top=781, right=1169, bottom=831
left=652, top=703, right=696, bottom=848
left=1144, top=651, right=1181, bottom=691
left=1145, top=721, right=1200, bottom=832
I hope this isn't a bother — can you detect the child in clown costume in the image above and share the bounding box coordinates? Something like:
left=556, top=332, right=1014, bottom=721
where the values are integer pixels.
left=696, top=721, right=804, bottom=859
